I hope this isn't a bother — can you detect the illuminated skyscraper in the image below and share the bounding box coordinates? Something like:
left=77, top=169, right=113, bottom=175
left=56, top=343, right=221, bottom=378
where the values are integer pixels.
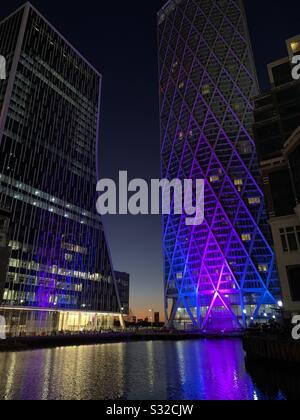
left=158, top=0, right=281, bottom=331
left=0, top=3, right=126, bottom=335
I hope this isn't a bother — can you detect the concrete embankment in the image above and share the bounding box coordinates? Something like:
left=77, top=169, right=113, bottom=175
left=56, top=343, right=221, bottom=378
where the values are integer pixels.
left=243, top=335, right=300, bottom=366
left=0, top=331, right=243, bottom=352
left=0, top=332, right=201, bottom=351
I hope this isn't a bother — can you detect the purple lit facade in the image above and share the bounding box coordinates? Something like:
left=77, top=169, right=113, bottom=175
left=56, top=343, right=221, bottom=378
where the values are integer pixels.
left=158, top=0, right=281, bottom=331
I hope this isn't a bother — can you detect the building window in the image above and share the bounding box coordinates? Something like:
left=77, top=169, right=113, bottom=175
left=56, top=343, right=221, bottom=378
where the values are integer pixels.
left=248, top=197, right=261, bottom=205
left=291, top=42, right=300, bottom=53
left=258, top=264, right=268, bottom=273
left=239, top=141, right=252, bottom=155
left=234, top=179, right=243, bottom=192
left=287, top=266, right=300, bottom=302
left=280, top=231, right=289, bottom=253
left=233, top=102, right=243, bottom=113
left=280, top=226, right=300, bottom=253
left=242, top=234, right=251, bottom=242
left=210, top=175, right=220, bottom=183
left=234, top=179, right=243, bottom=186
left=287, top=228, right=298, bottom=251
left=172, top=61, right=179, bottom=72
left=202, top=84, right=211, bottom=96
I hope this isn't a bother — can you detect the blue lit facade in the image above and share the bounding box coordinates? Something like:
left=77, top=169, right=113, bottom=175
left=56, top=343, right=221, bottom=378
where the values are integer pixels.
left=158, top=0, right=281, bottom=331
left=0, top=3, right=125, bottom=334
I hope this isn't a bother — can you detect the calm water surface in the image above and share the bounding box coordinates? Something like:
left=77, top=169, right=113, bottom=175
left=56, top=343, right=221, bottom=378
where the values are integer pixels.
left=0, top=339, right=299, bottom=400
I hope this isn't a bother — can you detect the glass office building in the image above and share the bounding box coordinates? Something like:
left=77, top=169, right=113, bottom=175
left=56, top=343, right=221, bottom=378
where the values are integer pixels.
left=158, top=0, right=281, bottom=331
left=0, top=3, right=126, bottom=336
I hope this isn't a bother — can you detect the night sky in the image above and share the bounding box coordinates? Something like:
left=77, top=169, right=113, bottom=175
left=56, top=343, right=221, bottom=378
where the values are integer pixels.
left=1, top=0, right=299, bottom=320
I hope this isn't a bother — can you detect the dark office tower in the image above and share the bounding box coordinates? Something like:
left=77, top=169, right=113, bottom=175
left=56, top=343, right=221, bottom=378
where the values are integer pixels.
left=114, top=271, right=130, bottom=316
left=0, top=3, right=124, bottom=336
left=0, top=207, right=10, bottom=301
left=253, top=36, right=300, bottom=317
left=158, top=0, right=280, bottom=332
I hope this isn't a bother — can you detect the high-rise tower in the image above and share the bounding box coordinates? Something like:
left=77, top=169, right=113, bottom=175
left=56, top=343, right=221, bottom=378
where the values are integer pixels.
left=158, top=0, right=281, bottom=331
left=0, top=3, right=126, bottom=335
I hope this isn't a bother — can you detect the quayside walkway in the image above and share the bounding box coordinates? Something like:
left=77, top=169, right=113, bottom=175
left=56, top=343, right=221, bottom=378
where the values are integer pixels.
left=0, top=330, right=242, bottom=351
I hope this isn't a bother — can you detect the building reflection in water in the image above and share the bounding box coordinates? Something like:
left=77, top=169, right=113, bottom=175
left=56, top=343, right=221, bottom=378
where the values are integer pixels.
left=246, top=360, right=300, bottom=401
left=0, top=340, right=299, bottom=400
left=163, top=339, right=256, bottom=400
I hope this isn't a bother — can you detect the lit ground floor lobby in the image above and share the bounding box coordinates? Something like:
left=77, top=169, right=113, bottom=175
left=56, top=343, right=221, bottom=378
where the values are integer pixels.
left=0, top=307, right=124, bottom=337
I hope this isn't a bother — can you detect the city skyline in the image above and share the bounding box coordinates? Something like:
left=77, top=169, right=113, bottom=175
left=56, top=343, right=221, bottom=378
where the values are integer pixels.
left=1, top=0, right=300, bottom=320
left=0, top=0, right=299, bottom=403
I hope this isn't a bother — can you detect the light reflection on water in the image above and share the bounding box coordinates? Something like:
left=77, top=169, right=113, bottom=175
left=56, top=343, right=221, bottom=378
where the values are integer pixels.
left=0, top=339, right=298, bottom=400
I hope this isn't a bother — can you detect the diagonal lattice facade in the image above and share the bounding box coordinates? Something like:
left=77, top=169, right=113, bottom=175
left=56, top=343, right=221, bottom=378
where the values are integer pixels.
left=158, top=0, right=281, bottom=331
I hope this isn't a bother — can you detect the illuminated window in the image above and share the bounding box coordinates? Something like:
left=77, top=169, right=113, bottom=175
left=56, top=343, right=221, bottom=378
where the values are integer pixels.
left=176, top=272, right=183, bottom=279
left=242, top=234, right=251, bottom=242
left=9, top=241, right=21, bottom=250
left=202, top=84, right=211, bottom=96
left=75, top=284, right=83, bottom=292
left=248, top=197, right=261, bottom=205
left=172, top=61, right=179, bottom=72
left=234, top=179, right=243, bottom=186
left=258, top=264, right=268, bottom=273
left=210, top=175, right=220, bottom=183
left=291, top=41, right=300, bottom=53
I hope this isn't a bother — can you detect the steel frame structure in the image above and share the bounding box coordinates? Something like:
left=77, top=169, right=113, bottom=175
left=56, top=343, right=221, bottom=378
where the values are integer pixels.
left=158, top=0, right=281, bottom=331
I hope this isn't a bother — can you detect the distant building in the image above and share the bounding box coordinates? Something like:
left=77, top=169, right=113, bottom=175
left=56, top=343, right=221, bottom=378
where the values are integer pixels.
left=114, top=271, right=130, bottom=315
left=254, top=35, right=300, bottom=162
left=253, top=36, right=300, bottom=317
left=0, top=3, right=124, bottom=336
left=154, top=312, right=160, bottom=324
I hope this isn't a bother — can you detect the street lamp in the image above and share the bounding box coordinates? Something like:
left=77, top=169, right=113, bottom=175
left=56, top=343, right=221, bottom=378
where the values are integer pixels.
left=149, top=309, right=154, bottom=327
left=277, top=300, right=283, bottom=308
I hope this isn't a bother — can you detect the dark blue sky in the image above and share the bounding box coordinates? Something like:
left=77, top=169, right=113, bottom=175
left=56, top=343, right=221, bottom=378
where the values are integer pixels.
left=1, top=0, right=299, bottom=319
